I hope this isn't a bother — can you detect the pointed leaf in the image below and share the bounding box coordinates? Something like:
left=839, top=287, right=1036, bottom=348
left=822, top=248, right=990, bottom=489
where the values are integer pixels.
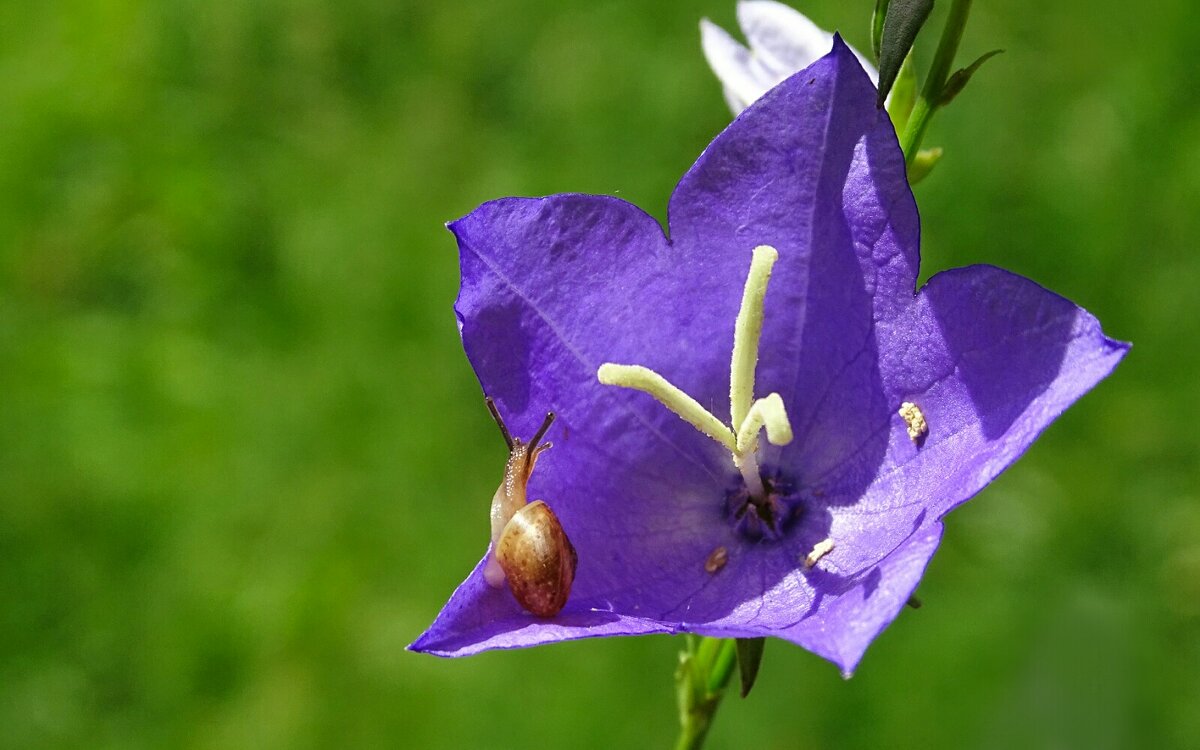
left=871, top=0, right=891, bottom=62
left=940, top=49, right=1004, bottom=105
left=877, top=0, right=935, bottom=108
left=735, top=637, right=766, bottom=698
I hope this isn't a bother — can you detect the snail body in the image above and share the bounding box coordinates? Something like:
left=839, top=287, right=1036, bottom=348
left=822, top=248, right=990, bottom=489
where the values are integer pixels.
left=482, top=399, right=576, bottom=617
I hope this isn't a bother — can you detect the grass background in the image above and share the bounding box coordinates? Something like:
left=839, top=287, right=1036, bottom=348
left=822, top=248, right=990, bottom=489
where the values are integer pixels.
left=2, top=0, right=1197, bottom=747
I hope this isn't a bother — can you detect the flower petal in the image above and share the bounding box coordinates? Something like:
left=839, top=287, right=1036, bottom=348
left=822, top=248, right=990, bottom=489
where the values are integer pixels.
left=839, top=265, right=1130, bottom=541
left=673, top=36, right=911, bottom=511
left=737, top=1, right=879, bottom=85
left=701, top=2, right=881, bottom=116
left=790, top=520, right=944, bottom=675
left=408, top=555, right=677, bottom=657
left=699, top=18, right=762, bottom=113
left=737, top=0, right=835, bottom=79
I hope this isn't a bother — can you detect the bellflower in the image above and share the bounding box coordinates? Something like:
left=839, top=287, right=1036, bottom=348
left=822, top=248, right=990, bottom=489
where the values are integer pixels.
left=702, top=0, right=877, bottom=114
left=410, top=40, right=1127, bottom=675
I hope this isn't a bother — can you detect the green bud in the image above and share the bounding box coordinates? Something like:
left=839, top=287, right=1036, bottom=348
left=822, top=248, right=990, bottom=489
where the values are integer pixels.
left=907, top=147, right=944, bottom=184
left=877, top=0, right=935, bottom=108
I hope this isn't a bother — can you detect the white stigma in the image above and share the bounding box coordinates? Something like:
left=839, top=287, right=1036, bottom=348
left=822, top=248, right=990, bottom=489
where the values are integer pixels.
left=597, top=245, right=793, bottom=500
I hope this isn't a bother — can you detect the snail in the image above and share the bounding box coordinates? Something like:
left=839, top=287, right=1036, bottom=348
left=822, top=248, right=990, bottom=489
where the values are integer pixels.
left=482, top=398, right=577, bottom=617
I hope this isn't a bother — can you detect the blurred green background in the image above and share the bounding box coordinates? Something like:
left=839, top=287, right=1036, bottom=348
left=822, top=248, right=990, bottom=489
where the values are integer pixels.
left=1, top=0, right=1197, bottom=747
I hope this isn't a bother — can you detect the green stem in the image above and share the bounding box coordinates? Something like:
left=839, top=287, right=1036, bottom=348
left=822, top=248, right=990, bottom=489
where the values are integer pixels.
left=899, top=0, right=973, bottom=164
left=707, top=639, right=738, bottom=694
left=675, top=638, right=738, bottom=750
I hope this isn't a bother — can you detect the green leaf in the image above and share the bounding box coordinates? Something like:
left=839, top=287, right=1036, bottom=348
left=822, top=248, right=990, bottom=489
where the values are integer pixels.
left=887, top=52, right=918, bottom=132
left=876, top=0, right=935, bottom=108
left=907, top=146, right=943, bottom=184
left=735, top=637, right=766, bottom=698
left=871, top=0, right=891, bottom=62
left=940, top=49, right=1004, bottom=105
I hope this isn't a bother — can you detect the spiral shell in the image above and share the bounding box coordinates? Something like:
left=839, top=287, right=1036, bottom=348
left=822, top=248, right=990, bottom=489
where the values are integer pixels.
left=496, top=500, right=578, bottom=617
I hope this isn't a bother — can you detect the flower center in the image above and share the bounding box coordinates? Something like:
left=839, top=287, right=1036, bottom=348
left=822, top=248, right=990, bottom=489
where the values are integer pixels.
left=597, top=245, right=793, bottom=505
left=725, top=467, right=800, bottom=540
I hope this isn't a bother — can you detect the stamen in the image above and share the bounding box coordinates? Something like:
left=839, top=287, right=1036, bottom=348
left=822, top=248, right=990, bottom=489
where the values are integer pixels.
left=597, top=245, right=794, bottom=508
left=735, top=393, right=794, bottom=454
left=734, top=451, right=766, bottom=500
left=730, top=246, right=779, bottom=429
left=598, top=364, right=736, bottom=452
left=803, top=538, right=834, bottom=569
left=898, top=401, right=928, bottom=443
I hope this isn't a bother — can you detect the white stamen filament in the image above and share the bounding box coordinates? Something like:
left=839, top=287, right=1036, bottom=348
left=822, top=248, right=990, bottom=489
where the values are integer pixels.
left=597, top=245, right=792, bottom=502
left=730, top=245, right=778, bottom=428
left=598, top=364, right=737, bottom=452
left=735, top=393, right=794, bottom=454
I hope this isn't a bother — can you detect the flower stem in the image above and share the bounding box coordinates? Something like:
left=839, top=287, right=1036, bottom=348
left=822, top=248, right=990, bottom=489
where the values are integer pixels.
left=899, top=0, right=973, bottom=165
left=674, top=637, right=738, bottom=750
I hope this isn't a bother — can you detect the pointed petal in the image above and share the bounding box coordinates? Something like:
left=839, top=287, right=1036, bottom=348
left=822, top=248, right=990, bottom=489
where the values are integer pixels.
left=409, top=555, right=676, bottom=657
left=672, top=38, right=912, bottom=508
left=738, top=0, right=879, bottom=84
left=791, top=521, right=943, bottom=675
left=737, top=0, right=831, bottom=76
left=700, top=18, right=764, bottom=114
left=851, top=265, right=1130, bottom=531
left=777, top=267, right=1127, bottom=670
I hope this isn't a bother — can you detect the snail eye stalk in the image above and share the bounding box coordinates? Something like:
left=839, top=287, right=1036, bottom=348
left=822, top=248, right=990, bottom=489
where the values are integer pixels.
left=485, top=397, right=515, bottom=451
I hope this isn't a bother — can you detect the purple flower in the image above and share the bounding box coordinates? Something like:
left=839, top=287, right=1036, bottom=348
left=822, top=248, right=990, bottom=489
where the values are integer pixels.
left=409, top=40, right=1127, bottom=674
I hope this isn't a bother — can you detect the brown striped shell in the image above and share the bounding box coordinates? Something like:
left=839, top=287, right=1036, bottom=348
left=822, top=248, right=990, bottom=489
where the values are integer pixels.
left=496, top=500, right=578, bottom=617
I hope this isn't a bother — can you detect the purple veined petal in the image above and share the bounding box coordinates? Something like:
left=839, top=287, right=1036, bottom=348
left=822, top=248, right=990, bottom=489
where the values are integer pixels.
left=408, top=554, right=679, bottom=658
left=774, top=521, right=945, bottom=676
left=672, top=36, right=913, bottom=500
left=833, top=265, right=1131, bottom=539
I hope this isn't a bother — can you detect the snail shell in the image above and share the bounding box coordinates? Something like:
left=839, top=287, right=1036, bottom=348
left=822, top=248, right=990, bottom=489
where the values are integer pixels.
left=496, top=500, right=577, bottom=617
left=482, top=399, right=577, bottom=617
